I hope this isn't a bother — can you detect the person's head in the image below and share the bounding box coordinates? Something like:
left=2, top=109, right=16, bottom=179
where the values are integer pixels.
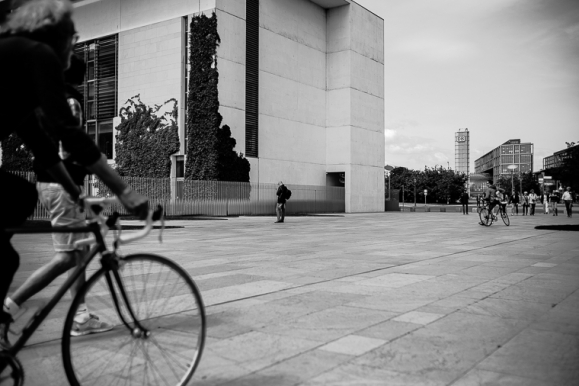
left=278, top=181, right=283, bottom=187
left=530, top=189, right=534, bottom=193
left=524, top=191, right=528, bottom=195
left=2, top=0, right=76, bottom=69
left=567, top=186, right=571, bottom=191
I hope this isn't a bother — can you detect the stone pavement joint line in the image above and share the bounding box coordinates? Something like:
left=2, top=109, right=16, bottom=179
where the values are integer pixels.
left=9, top=212, right=579, bottom=385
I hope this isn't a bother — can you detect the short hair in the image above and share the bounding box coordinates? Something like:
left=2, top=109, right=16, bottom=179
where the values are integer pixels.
left=278, top=181, right=283, bottom=186
left=2, top=0, right=74, bottom=59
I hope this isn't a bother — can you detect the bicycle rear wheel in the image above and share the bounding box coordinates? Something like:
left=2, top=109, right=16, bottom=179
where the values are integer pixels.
left=501, top=211, right=510, bottom=226
left=62, top=254, right=206, bottom=386
left=479, top=208, right=491, bottom=226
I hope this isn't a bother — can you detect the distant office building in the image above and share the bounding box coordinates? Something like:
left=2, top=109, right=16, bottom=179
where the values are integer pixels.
left=454, top=129, right=469, bottom=175
left=474, top=139, right=533, bottom=183
left=543, top=144, right=577, bottom=170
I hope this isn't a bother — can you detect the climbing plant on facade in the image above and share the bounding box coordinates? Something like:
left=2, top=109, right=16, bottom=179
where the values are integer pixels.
left=185, top=12, right=250, bottom=184
left=115, top=94, right=180, bottom=178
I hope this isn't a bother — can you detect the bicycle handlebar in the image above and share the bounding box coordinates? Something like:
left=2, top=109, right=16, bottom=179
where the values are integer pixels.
left=73, top=197, right=162, bottom=248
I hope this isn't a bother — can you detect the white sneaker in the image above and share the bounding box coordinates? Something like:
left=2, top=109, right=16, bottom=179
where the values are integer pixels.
left=71, top=314, right=113, bottom=336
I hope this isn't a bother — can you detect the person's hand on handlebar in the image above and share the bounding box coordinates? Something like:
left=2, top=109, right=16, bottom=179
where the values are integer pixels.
left=119, top=188, right=149, bottom=220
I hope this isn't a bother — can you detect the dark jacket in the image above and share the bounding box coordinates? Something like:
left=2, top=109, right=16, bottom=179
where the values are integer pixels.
left=0, top=37, right=101, bottom=169
left=35, top=85, right=88, bottom=185
left=510, top=194, right=520, bottom=204
left=460, top=193, right=469, bottom=204
left=276, top=185, right=287, bottom=204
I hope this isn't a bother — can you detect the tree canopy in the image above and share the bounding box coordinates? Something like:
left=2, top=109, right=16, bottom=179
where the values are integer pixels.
left=496, top=172, right=540, bottom=194
left=387, top=166, right=468, bottom=203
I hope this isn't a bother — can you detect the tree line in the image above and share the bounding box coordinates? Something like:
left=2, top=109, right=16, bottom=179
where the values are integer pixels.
left=386, top=166, right=468, bottom=204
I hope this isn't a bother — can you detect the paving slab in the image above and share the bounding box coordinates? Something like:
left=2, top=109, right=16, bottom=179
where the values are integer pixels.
left=6, top=211, right=579, bottom=385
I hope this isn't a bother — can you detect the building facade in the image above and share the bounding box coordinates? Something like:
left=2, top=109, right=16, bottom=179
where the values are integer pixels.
left=454, top=129, right=469, bottom=175
left=474, top=139, right=533, bottom=183
left=543, top=145, right=576, bottom=171
left=70, top=0, right=385, bottom=213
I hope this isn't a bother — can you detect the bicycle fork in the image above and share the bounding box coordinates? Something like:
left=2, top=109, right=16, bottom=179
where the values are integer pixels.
left=101, top=252, right=151, bottom=338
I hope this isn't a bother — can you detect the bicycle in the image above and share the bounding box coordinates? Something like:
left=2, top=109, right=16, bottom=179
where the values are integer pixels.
left=1, top=198, right=206, bottom=386
left=478, top=200, right=510, bottom=226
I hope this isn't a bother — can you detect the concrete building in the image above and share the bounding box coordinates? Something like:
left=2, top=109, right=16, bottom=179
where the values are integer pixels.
left=454, top=128, right=469, bottom=175
left=70, top=0, right=385, bottom=213
left=543, top=144, right=577, bottom=171
left=474, top=139, right=533, bottom=183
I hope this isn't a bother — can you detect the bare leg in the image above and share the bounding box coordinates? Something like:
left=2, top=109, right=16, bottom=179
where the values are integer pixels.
left=10, top=250, right=83, bottom=306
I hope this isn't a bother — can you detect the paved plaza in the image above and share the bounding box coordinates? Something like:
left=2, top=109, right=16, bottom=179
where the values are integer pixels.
left=9, top=211, right=579, bottom=385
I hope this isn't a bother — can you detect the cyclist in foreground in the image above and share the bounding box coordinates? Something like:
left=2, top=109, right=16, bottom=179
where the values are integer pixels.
left=0, top=0, right=148, bottom=349
left=4, top=55, right=114, bottom=337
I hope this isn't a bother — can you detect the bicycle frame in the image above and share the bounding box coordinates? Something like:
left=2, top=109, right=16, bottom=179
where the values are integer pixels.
left=2, top=223, right=103, bottom=356
left=2, top=221, right=148, bottom=358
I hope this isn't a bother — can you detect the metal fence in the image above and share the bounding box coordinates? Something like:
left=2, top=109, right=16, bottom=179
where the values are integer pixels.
left=6, top=171, right=345, bottom=218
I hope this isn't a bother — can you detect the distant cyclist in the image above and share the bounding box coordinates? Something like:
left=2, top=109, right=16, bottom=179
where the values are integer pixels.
left=479, top=181, right=504, bottom=225
left=0, top=0, right=148, bottom=349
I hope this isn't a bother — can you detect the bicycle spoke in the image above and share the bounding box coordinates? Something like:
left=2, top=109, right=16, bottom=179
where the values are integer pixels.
left=63, top=254, right=205, bottom=386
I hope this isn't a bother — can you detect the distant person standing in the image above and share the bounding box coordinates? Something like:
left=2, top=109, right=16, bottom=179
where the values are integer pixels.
left=509, top=191, right=519, bottom=215
left=541, top=191, right=550, bottom=214
left=522, top=191, right=529, bottom=215
left=460, top=191, right=469, bottom=215
left=549, top=190, right=559, bottom=216
left=529, top=189, right=538, bottom=215
left=275, top=181, right=289, bottom=223
left=562, top=187, right=573, bottom=218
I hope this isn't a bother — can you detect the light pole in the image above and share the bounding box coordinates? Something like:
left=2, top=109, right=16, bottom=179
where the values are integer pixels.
left=507, top=165, right=518, bottom=196
left=413, top=178, right=417, bottom=208
left=384, top=165, right=394, bottom=201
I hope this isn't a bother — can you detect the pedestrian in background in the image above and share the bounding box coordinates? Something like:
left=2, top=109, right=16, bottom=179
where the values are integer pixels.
left=541, top=190, right=550, bottom=214
left=562, top=187, right=573, bottom=218
left=275, top=181, right=288, bottom=223
left=529, top=189, right=538, bottom=215
left=522, top=191, right=530, bottom=215
left=460, top=190, right=469, bottom=215
left=550, top=189, right=559, bottom=216
left=510, top=191, right=520, bottom=215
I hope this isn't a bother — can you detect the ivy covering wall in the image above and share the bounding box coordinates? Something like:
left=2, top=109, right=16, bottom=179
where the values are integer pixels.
left=185, top=12, right=250, bottom=184
left=115, top=95, right=180, bottom=178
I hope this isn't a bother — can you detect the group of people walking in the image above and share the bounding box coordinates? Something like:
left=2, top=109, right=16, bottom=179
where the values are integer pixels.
left=476, top=186, right=574, bottom=218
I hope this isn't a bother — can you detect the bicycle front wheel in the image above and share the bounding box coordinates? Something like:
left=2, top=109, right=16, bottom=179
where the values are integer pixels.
left=62, top=254, right=206, bottom=386
left=501, top=211, right=510, bottom=226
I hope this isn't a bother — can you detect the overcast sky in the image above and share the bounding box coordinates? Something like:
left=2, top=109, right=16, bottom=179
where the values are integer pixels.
left=355, top=0, right=579, bottom=172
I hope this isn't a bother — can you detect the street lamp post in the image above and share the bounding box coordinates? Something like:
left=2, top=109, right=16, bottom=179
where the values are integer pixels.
left=384, top=165, right=394, bottom=201
left=413, top=178, right=417, bottom=208
left=507, top=165, right=518, bottom=196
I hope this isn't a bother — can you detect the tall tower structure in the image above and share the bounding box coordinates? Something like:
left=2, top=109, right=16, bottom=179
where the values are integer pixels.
left=455, top=129, right=470, bottom=175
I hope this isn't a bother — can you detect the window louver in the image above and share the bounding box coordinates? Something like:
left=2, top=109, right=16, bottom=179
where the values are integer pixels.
left=95, top=36, right=117, bottom=119
left=245, top=0, right=259, bottom=158
left=73, top=35, right=118, bottom=120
